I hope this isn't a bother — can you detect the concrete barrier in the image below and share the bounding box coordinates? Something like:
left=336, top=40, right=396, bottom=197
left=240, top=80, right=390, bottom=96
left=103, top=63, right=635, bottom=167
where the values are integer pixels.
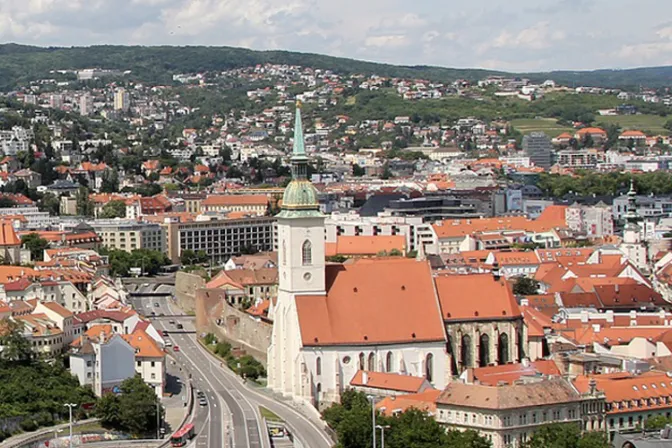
left=0, top=418, right=100, bottom=448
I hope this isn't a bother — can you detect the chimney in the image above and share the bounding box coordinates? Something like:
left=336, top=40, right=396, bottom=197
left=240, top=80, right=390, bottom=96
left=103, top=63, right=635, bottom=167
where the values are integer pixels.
left=492, top=262, right=501, bottom=281
left=589, top=378, right=597, bottom=396
left=362, top=371, right=368, bottom=385
left=464, top=368, right=475, bottom=384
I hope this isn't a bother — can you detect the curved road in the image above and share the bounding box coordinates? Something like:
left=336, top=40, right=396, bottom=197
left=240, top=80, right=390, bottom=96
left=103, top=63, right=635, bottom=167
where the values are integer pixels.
left=131, top=295, right=333, bottom=448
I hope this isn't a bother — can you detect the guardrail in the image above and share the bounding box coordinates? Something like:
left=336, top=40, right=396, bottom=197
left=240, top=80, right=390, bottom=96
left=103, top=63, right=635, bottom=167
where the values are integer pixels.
left=157, top=379, right=193, bottom=448
left=0, top=419, right=100, bottom=448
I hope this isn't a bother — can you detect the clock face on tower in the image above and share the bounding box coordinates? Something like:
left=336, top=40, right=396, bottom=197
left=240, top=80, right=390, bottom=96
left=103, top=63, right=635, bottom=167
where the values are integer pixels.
left=303, top=272, right=312, bottom=281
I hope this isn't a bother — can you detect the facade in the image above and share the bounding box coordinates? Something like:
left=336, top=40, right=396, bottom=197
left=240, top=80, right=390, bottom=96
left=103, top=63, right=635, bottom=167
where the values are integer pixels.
left=325, top=212, right=433, bottom=254
left=91, top=220, right=166, bottom=253
left=522, top=132, right=553, bottom=170
left=113, top=88, right=130, bottom=112
left=162, top=215, right=276, bottom=264
left=69, top=333, right=136, bottom=397
left=565, top=203, right=614, bottom=237
left=436, top=378, right=606, bottom=448
left=121, top=329, right=166, bottom=397
left=200, top=194, right=269, bottom=216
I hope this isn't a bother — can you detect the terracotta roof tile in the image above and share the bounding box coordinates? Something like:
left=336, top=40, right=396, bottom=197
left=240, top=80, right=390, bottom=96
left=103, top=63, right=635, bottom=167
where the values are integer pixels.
left=295, top=259, right=445, bottom=346
left=435, top=273, right=520, bottom=321
left=350, top=370, right=431, bottom=393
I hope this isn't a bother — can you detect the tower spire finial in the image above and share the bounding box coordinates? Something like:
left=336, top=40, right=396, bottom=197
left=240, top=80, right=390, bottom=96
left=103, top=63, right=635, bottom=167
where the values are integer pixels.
left=292, top=102, right=306, bottom=158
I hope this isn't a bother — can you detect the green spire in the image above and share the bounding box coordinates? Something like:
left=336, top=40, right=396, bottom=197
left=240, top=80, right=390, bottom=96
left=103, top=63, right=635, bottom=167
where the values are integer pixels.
left=290, top=102, right=308, bottom=180
left=292, top=102, right=306, bottom=159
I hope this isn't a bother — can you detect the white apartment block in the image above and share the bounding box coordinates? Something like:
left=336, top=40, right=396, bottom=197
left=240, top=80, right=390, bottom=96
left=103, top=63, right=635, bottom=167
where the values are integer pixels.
left=325, top=212, right=433, bottom=253
left=90, top=220, right=166, bottom=253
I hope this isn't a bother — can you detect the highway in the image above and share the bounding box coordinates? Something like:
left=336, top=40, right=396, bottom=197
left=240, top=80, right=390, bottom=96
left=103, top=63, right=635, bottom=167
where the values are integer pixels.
left=130, top=294, right=333, bottom=448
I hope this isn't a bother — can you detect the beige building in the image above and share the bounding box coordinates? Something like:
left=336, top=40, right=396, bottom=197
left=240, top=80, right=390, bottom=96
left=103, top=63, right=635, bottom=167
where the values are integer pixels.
left=436, top=378, right=606, bottom=448
left=91, top=220, right=166, bottom=253
left=200, top=194, right=269, bottom=215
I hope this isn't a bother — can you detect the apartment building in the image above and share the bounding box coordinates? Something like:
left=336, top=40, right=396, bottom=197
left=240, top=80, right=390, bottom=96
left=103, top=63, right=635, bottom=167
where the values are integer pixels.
left=122, top=329, right=166, bottom=397
left=574, top=372, right=672, bottom=437
left=325, top=212, right=433, bottom=253
left=435, top=377, right=606, bottom=448
left=69, top=333, right=136, bottom=397
left=162, top=215, right=275, bottom=264
left=565, top=203, right=614, bottom=237
left=91, top=220, right=166, bottom=253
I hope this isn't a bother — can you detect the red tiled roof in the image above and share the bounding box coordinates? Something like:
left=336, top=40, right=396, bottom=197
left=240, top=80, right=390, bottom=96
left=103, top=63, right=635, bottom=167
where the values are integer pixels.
left=435, top=273, right=520, bottom=321
left=295, top=259, right=445, bottom=346
left=472, top=360, right=561, bottom=386
left=350, top=371, right=430, bottom=393
left=325, top=235, right=406, bottom=257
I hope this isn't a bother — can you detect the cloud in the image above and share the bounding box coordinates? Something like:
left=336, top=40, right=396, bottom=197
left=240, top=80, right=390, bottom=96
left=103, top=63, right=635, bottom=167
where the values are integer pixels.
left=0, top=0, right=671, bottom=71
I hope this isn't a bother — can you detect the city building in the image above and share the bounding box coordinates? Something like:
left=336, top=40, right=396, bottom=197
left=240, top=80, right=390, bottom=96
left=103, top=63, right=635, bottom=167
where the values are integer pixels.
left=121, top=329, right=166, bottom=397
left=162, top=215, right=276, bottom=264
left=200, top=194, right=270, bottom=216
left=435, top=377, right=606, bottom=448
left=113, top=88, right=130, bottom=112
left=522, top=132, right=553, bottom=170
left=90, top=220, right=166, bottom=254
left=565, top=203, right=614, bottom=237
left=69, top=332, right=137, bottom=397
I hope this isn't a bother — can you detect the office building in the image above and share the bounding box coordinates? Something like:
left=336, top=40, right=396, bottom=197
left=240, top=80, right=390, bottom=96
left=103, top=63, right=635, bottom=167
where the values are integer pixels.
left=522, top=132, right=553, bottom=170
left=162, top=215, right=276, bottom=264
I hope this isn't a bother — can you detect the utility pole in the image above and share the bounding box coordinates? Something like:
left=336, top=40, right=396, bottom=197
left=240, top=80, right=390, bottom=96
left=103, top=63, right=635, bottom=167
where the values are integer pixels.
left=376, top=425, right=390, bottom=448
left=63, top=403, right=77, bottom=447
left=367, top=396, right=376, bottom=448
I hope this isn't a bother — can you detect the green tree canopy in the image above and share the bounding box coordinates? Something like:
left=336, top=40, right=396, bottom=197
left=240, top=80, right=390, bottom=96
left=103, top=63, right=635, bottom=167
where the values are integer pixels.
left=96, top=375, right=163, bottom=437
left=512, top=277, right=540, bottom=295
left=523, top=423, right=608, bottom=448
left=21, top=233, right=49, bottom=262
left=100, top=200, right=127, bottom=219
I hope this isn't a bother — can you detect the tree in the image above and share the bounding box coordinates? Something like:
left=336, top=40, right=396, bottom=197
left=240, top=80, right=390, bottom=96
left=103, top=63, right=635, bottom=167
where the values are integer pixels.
left=97, top=375, right=163, bottom=436
left=38, top=192, right=60, bottom=216
left=645, top=415, right=672, bottom=430
left=100, top=170, right=119, bottom=193
left=0, top=197, right=15, bottom=208
left=352, top=164, right=365, bottom=177
left=100, top=200, right=127, bottom=219
left=523, top=423, right=608, bottom=448
left=21, top=233, right=50, bottom=262
left=76, top=186, right=94, bottom=217
left=0, top=318, right=33, bottom=363
left=512, top=277, right=540, bottom=295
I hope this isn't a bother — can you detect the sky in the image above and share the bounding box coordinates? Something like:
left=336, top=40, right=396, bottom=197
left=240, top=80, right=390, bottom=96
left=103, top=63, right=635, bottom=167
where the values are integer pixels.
left=1, top=0, right=672, bottom=72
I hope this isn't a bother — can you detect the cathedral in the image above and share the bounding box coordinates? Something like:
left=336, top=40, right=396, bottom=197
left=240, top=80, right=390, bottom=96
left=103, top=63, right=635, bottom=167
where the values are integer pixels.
left=267, top=104, right=527, bottom=409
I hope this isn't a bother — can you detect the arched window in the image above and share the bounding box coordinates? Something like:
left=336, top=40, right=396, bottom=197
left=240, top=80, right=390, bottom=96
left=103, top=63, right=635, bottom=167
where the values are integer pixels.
left=479, top=333, right=490, bottom=367
left=425, top=353, right=434, bottom=382
left=359, top=352, right=365, bottom=371
left=368, top=353, right=375, bottom=371
left=461, top=335, right=472, bottom=368
left=302, top=240, right=312, bottom=265
left=316, top=383, right=322, bottom=408
left=498, top=333, right=510, bottom=365
left=316, top=357, right=322, bottom=376
left=386, top=352, right=393, bottom=373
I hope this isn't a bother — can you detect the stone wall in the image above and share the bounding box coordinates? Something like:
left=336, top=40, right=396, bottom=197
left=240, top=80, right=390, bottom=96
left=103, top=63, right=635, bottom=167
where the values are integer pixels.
left=195, top=288, right=272, bottom=364
left=174, top=271, right=206, bottom=313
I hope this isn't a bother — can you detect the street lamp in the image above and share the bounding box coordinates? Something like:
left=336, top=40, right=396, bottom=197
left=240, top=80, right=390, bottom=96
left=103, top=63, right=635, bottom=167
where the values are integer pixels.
left=367, top=395, right=376, bottom=448
left=63, top=403, right=77, bottom=446
left=376, top=425, right=391, bottom=448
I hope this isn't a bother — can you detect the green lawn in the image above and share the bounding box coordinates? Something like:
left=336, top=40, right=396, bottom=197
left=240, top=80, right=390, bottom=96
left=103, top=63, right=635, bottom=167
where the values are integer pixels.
left=259, top=406, right=283, bottom=422
left=509, top=118, right=573, bottom=138
left=595, top=114, right=670, bottom=135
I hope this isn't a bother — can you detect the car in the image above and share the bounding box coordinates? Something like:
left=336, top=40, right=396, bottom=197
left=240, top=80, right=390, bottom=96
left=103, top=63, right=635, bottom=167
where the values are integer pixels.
left=164, top=340, right=172, bottom=347
left=154, top=303, right=159, bottom=307
left=162, top=330, right=169, bottom=336
left=173, top=345, right=180, bottom=352
left=199, top=398, right=207, bottom=407
left=176, top=323, right=183, bottom=330
left=197, top=391, right=205, bottom=397
left=169, top=320, right=175, bottom=325
left=150, top=311, right=156, bottom=316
